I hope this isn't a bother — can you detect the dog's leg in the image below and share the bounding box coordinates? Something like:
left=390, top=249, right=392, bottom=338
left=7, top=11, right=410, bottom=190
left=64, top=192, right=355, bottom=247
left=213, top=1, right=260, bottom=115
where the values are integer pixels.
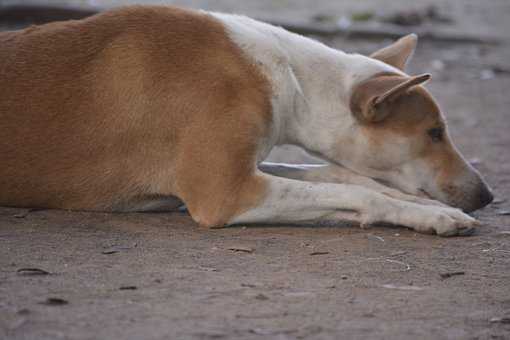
left=229, top=173, right=477, bottom=236
left=259, top=162, right=447, bottom=207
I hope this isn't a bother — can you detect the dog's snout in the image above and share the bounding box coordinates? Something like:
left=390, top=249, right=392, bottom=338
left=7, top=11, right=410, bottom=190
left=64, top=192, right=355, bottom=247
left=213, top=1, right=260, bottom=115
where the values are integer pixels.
left=476, top=184, right=494, bottom=209
left=463, top=182, right=493, bottom=213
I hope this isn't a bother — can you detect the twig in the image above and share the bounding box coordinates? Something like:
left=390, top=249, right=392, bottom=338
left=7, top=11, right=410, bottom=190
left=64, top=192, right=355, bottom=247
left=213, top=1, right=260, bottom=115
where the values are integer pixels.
left=39, top=297, right=68, bottom=306
left=384, top=259, right=411, bottom=271
left=310, top=251, right=330, bottom=256
left=439, top=271, right=465, bottom=279
left=490, top=317, right=510, bottom=324
left=17, top=268, right=51, bottom=275
left=228, top=246, right=254, bottom=253
left=381, top=284, right=424, bottom=291
left=482, top=248, right=510, bottom=254
left=363, top=258, right=411, bottom=271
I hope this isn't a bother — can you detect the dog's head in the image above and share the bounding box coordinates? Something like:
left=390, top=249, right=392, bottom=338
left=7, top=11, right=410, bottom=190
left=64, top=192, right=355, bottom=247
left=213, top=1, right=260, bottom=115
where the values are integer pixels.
left=340, top=34, right=492, bottom=212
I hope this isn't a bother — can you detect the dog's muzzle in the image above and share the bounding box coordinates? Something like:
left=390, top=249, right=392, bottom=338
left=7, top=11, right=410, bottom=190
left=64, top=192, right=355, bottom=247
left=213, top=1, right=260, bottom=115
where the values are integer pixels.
left=464, top=182, right=494, bottom=213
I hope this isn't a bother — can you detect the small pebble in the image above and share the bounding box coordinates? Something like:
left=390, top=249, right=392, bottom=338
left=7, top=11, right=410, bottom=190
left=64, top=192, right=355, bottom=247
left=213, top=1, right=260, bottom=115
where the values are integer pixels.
left=255, top=293, right=269, bottom=301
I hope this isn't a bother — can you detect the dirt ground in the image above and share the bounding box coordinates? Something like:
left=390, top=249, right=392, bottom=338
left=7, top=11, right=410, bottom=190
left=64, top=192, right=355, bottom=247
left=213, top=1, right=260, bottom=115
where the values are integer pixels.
left=1, top=1, right=510, bottom=339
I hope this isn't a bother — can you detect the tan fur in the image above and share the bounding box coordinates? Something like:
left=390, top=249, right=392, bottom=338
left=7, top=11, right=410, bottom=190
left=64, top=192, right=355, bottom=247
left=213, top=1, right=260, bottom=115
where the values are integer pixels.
left=350, top=72, right=484, bottom=208
left=351, top=74, right=433, bottom=127
left=0, top=6, right=271, bottom=226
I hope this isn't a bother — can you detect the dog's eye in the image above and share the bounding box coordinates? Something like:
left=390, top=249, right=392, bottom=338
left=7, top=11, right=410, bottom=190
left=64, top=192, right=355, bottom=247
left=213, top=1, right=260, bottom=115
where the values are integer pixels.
left=427, top=127, right=444, bottom=142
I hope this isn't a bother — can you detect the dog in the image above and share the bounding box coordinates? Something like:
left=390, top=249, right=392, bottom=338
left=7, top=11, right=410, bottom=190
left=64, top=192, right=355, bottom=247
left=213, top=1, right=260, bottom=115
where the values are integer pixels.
left=0, top=5, right=493, bottom=236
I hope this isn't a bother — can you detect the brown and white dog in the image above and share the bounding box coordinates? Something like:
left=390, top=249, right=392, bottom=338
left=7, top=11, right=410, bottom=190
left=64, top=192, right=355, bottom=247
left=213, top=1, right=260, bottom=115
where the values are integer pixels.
left=0, top=6, right=493, bottom=236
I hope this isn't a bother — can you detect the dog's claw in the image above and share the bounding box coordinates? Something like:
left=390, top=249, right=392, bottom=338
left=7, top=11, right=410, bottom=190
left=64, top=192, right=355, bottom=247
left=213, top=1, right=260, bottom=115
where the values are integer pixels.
left=404, top=205, right=480, bottom=237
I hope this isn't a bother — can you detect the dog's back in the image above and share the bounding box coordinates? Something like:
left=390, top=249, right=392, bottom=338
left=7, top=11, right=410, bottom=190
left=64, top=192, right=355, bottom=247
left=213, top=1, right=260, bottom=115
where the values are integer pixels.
left=0, top=6, right=270, bottom=211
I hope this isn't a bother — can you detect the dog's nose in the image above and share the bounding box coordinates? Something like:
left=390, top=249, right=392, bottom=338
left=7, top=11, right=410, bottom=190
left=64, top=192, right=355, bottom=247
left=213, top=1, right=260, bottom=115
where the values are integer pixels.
left=464, top=183, right=494, bottom=212
left=477, top=184, right=494, bottom=209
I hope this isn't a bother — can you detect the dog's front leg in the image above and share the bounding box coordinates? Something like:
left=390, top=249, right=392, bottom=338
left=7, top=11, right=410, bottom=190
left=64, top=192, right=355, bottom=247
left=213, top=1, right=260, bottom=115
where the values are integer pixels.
left=259, top=162, right=447, bottom=207
left=230, top=174, right=478, bottom=236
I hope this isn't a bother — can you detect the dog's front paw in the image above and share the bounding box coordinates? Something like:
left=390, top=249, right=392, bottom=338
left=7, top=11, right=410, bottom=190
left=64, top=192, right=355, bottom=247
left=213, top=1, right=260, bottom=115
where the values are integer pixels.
left=413, top=206, right=480, bottom=237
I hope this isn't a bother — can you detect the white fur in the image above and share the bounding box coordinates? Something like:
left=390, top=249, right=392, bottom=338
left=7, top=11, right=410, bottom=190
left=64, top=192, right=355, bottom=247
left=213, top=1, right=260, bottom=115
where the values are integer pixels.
left=209, top=13, right=478, bottom=236
left=211, top=12, right=402, bottom=161
left=231, top=171, right=477, bottom=236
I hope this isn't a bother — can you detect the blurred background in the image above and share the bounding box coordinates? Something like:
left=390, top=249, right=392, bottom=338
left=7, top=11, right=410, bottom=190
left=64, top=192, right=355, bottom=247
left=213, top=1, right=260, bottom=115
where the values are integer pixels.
left=1, top=0, right=510, bottom=38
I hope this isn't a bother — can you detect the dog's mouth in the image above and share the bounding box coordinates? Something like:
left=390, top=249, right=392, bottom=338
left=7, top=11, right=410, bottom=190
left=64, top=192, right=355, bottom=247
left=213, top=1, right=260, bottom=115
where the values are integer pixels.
left=375, top=178, right=434, bottom=200
left=373, top=177, right=394, bottom=189
left=332, top=164, right=436, bottom=201
left=418, top=188, right=433, bottom=199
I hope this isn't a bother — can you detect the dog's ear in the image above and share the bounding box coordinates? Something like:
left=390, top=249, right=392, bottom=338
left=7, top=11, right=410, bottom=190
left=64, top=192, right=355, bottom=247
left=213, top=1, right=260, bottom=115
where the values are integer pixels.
left=370, top=34, right=418, bottom=71
left=351, top=73, right=431, bottom=123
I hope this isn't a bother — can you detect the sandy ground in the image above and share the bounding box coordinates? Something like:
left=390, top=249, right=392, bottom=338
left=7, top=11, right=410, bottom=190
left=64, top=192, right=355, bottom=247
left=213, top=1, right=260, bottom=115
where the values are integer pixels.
left=1, top=1, right=510, bottom=339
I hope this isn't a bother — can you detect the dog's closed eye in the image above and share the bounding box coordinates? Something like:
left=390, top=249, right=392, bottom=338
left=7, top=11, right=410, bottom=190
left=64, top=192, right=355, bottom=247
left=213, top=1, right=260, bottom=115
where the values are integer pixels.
left=427, top=127, right=444, bottom=142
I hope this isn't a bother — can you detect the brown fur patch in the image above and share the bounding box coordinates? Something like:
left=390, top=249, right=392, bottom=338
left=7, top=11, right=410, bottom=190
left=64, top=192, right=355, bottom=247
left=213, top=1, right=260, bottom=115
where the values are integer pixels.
left=0, top=6, right=271, bottom=226
left=351, top=73, right=442, bottom=133
left=350, top=73, right=475, bottom=202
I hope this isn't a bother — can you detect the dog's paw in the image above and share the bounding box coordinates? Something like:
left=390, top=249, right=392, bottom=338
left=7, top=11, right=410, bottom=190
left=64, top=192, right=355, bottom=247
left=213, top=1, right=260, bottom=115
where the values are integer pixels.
left=413, top=206, right=480, bottom=237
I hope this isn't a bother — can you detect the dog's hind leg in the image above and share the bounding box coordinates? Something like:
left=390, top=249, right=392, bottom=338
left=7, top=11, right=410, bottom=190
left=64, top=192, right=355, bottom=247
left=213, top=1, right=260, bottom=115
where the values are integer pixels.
left=259, top=162, right=447, bottom=207
left=228, top=173, right=477, bottom=236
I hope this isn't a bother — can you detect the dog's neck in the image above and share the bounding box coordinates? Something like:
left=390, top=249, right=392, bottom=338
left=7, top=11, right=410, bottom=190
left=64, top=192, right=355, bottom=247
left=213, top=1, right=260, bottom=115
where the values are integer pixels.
left=275, top=38, right=357, bottom=149
left=267, top=27, right=399, bottom=161
left=213, top=12, right=399, bottom=162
